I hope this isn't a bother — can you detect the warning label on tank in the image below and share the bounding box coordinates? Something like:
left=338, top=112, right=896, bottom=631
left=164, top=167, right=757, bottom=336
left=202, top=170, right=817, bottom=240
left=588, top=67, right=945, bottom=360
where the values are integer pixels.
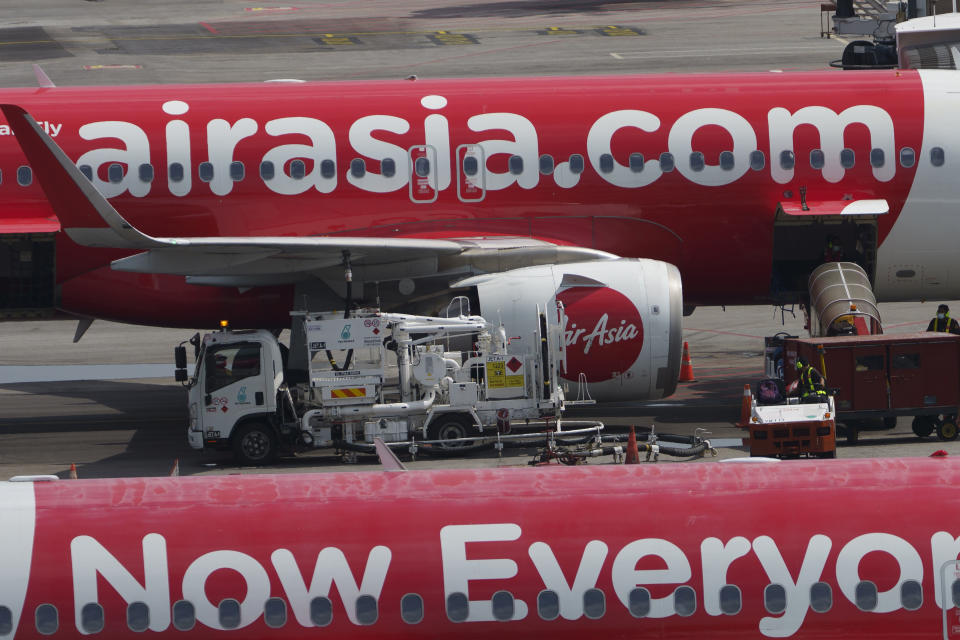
left=486, top=355, right=524, bottom=389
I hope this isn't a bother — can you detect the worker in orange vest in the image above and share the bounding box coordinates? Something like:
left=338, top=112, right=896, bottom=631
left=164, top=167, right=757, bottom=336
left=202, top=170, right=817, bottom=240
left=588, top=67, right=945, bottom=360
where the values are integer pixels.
left=927, top=304, right=960, bottom=334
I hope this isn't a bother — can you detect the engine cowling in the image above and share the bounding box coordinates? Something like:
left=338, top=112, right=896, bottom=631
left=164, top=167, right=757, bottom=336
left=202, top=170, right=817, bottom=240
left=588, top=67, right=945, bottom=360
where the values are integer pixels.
left=455, top=258, right=683, bottom=401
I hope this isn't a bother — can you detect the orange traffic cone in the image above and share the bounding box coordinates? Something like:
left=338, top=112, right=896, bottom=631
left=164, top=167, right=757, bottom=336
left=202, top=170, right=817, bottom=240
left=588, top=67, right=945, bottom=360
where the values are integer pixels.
left=169, top=459, right=180, bottom=477
left=625, top=426, right=640, bottom=465
left=738, top=384, right=752, bottom=427
left=69, top=463, right=78, bottom=480
left=679, top=341, right=696, bottom=382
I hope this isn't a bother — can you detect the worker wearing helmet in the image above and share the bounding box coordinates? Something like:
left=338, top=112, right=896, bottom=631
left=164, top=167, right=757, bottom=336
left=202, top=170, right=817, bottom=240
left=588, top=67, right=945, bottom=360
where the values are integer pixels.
left=796, top=357, right=827, bottom=403
left=927, top=304, right=960, bottom=335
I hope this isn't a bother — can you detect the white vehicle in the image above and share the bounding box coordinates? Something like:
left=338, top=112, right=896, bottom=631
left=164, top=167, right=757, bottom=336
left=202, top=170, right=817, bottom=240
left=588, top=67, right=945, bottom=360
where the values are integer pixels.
left=176, top=303, right=588, bottom=464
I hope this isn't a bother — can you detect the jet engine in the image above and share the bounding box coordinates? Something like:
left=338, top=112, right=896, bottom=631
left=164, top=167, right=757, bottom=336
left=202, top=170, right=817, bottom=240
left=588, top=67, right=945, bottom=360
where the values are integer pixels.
left=454, top=259, right=683, bottom=401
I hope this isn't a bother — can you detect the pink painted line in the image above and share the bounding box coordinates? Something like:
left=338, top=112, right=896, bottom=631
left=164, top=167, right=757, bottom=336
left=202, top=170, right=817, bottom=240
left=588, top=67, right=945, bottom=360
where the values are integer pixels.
left=199, top=22, right=219, bottom=34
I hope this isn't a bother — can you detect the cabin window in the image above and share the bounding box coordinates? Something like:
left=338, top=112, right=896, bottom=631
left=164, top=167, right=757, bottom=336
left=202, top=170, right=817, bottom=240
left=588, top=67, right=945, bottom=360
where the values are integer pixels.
left=415, top=157, right=431, bottom=178
left=320, top=159, right=336, bottom=179
left=689, top=152, right=705, bottom=172
left=901, top=580, right=923, bottom=611
left=599, top=153, right=615, bottom=174
left=537, top=590, right=560, bottom=620
left=764, top=584, right=787, bottom=614
left=583, top=588, right=605, bottom=619
left=218, top=599, right=241, bottom=629
left=81, top=603, right=104, bottom=634
left=229, top=161, right=244, bottom=182
left=952, top=579, right=960, bottom=607
left=382, top=157, right=396, bottom=178
left=810, top=149, right=825, bottom=170
left=16, top=166, right=32, bottom=187
left=447, top=592, right=469, bottom=623
left=35, top=604, right=58, bottom=635
left=290, top=159, right=306, bottom=180
left=810, top=581, right=832, bottom=613
left=492, top=590, right=515, bottom=621
left=0, top=606, right=11, bottom=635
left=127, top=602, right=150, bottom=632
left=569, top=154, right=585, bottom=174
left=264, top=598, right=286, bottom=628
left=750, top=150, right=765, bottom=171
left=355, top=595, right=377, bottom=626
left=870, top=148, right=885, bottom=168
left=719, top=585, right=742, bottom=615
left=400, top=594, right=424, bottom=624
left=138, top=163, right=154, bottom=183
left=539, top=154, right=554, bottom=175
left=205, top=343, right=261, bottom=394
left=80, top=165, right=93, bottom=181
left=659, top=152, right=675, bottom=172
left=172, top=600, right=195, bottom=631
left=108, top=163, right=124, bottom=184
left=840, top=148, right=856, bottom=169
left=674, top=586, right=697, bottom=617
left=855, top=581, right=878, bottom=611
left=899, top=147, right=916, bottom=168
left=260, top=161, right=275, bottom=180
left=931, top=146, right=946, bottom=167
left=719, top=150, right=735, bottom=171
left=351, top=158, right=366, bottom=178
left=169, top=162, right=185, bottom=183
left=509, top=155, right=524, bottom=175
left=198, top=162, right=214, bottom=182
left=779, top=150, right=795, bottom=170
left=628, top=587, right=651, bottom=618
left=310, top=597, right=332, bottom=626
left=463, top=155, right=479, bottom=176
left=629, top=152, right=644, bottom=172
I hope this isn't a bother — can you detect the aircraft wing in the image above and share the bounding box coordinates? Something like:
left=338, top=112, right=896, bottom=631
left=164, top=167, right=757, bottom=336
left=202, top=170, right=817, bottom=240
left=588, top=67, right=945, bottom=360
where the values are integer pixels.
left=1, top=104, right=614, bottom=287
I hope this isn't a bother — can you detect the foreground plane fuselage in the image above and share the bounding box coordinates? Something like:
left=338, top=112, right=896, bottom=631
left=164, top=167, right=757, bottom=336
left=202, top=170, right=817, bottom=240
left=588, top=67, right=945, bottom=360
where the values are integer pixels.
left=0, top=70, right=955, bottom=327
left=3, top=458, right=960, bottom=639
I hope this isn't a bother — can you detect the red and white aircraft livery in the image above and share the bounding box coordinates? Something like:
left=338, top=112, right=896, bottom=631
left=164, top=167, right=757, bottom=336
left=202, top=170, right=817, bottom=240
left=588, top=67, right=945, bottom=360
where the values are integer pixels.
left=0, top=69, right=955, bottom=397
left=2, top=457, right=960, bottom=639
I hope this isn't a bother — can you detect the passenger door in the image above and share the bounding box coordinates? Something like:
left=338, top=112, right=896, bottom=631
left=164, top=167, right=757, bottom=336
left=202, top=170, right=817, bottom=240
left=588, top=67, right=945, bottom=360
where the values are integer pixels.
left=942, top=560, right=960, bottom=639
left=200, top=342, right=267, bottom=438
left=850, top=346, right=888, bottom=411
left=456, top=143, right=485, bottom=203
left=408, top=145, right=438, bottom=203
left=888, top=344, right=924, bottom=409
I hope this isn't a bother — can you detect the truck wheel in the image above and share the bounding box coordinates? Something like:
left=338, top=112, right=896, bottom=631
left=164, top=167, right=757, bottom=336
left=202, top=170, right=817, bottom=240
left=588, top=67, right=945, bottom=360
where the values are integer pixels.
left=233, top=422, right=277, bottom=465
left=912, top=416, right=935, bottom=438
left=938, top=420, right=959, bottom=442
left=842, top=422, right=859, bottom=444
left=883, top=416, right=897, bottom=430
left=428, top=414, right=479, bottom=449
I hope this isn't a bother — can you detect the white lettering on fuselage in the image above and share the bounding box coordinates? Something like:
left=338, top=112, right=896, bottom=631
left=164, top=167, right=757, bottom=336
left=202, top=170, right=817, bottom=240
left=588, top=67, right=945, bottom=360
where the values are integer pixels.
left=52, top=99, right=898, bottom=199
left=59, top=525, right=960, bottom=636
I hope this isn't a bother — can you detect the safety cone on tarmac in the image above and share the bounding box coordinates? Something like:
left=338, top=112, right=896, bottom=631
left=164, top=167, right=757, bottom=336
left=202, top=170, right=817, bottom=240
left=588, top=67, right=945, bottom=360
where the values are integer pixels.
left=738, top=383, right=753, bottom=428
left=169, top=459, right=180, bottom=477
left=625, top=426, right=640, bottom=465
left=679, top=341, right=696, bottom=382
left=68, top=463, right=78, bottom=480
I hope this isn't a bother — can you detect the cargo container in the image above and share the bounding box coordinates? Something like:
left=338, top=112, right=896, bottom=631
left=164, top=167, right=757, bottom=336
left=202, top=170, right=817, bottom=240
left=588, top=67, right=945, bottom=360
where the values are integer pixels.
left=781, top=333, right=960, bottom=442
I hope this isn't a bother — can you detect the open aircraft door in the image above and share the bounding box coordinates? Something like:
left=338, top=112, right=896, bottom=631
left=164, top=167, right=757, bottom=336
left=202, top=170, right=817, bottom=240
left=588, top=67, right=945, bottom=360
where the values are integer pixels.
left=942, top=560, right=960, bottom=639
left=408, top=145, right=438, bottom=203
left=456, top=143, right=485, bottom=202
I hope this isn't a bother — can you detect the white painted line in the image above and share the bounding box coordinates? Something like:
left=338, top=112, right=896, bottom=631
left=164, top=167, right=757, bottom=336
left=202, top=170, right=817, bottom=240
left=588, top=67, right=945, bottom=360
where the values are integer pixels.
left=0, top=364, right=175, bottom=383
left=609, top=52, right=623, bottom=59
left=609, top=44, right=843, bottom=60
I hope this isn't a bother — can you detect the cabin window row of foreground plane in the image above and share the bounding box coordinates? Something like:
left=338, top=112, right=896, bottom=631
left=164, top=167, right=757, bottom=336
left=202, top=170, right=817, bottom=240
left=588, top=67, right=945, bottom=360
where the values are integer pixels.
left=0, top=578, right=951, bottom=633
left=0, top=145, right=946, bottom=190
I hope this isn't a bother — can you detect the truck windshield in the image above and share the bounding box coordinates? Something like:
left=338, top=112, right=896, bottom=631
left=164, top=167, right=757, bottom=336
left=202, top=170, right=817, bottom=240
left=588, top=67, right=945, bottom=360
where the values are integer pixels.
left=205, top=343, right=261, bottom=393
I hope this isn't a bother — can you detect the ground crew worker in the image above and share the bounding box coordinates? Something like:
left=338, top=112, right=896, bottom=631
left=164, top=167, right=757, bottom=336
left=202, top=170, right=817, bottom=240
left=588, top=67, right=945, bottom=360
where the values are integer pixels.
left=822, top=236, right=845, bottom=262
left=927, top=304, right=960, bottom=334
left=796, top=357, right=827, bottom=403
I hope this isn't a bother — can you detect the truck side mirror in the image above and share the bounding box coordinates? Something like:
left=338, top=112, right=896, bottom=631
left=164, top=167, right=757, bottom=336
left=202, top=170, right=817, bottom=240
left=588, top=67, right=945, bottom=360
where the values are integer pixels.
left=175, top=346, right=187, bottom=369
left=175, top=369, right=188, bottom=382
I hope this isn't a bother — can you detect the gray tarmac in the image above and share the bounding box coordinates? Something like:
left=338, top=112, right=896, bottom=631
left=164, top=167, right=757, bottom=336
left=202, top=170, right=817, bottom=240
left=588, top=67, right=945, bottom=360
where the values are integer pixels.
left=0, top=0, right=945, bottom=479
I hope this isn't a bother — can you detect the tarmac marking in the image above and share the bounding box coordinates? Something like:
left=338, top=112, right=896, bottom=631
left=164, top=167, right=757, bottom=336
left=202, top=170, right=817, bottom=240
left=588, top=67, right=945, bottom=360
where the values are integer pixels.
left=609, top=44, right=842, bottom=60
left=684, top=327, right=764, bottom=339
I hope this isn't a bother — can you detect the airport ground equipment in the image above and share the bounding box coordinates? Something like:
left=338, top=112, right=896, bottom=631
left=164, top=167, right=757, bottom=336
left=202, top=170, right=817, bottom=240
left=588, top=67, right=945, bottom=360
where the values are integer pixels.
left=807, top=262, right=882, bottom=337
left=176, top=306, right=597, bottom=464
left=742, top=382, right=837, bottom=458
left=779, top=333, right=960, bottom=443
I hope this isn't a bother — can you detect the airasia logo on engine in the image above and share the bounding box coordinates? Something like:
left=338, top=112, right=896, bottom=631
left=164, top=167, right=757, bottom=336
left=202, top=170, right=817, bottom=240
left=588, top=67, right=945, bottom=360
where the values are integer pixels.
left=558, top=286, right=643, bottom=382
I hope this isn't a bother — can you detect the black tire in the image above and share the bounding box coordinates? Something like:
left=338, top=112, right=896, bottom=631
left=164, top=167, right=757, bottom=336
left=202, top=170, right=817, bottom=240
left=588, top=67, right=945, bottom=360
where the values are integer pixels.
left=233, top=422, right=277, bottom=465
left=427, top=414, right=479, bottom=449
left=938, top=420, right=959, bottom=442
left=842, top=422, right=859, bottom=444
left=883, top=415, right=897, bottom=430
left=912, top=416, right=935, bottom=438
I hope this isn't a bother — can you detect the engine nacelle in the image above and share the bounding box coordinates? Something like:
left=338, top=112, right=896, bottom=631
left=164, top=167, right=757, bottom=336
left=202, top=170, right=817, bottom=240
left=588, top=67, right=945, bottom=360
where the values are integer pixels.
left=455, top=259, right=683, bottom=401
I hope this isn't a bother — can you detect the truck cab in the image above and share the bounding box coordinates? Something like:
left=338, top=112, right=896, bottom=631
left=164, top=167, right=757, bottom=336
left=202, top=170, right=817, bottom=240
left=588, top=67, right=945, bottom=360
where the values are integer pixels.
left=182, top=328, right=284, bottom=462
